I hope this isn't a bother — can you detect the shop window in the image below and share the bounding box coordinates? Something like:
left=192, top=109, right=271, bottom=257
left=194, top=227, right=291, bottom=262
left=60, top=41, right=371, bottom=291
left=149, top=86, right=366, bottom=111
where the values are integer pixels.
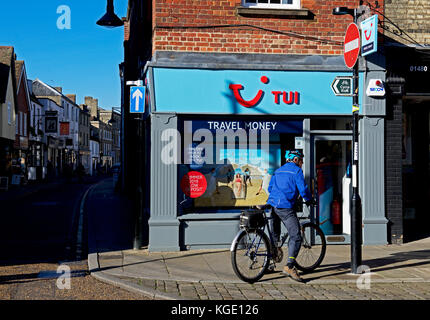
left=178, top=118, right=303, bottom=214
left=8, top=101, right=12, bottom=124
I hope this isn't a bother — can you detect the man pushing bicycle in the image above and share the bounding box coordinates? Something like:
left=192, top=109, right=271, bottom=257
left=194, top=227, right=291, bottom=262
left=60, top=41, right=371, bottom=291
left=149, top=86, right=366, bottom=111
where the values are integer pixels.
left=266, top=150, right=315, bottom=283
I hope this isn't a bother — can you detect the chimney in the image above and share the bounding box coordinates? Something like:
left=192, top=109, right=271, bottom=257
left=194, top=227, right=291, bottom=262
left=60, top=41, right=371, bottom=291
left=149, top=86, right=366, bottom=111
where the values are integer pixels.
left=66, top=94, right=76, bottom=103
left=54, top=87, right=63, bottom=93
left=85, top=96, right=99, bottom=119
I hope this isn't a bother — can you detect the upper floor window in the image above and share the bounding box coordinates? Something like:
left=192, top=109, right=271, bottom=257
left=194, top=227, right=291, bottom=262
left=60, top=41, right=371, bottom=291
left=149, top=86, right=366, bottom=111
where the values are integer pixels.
left=242, top=0, right=300, bottom=9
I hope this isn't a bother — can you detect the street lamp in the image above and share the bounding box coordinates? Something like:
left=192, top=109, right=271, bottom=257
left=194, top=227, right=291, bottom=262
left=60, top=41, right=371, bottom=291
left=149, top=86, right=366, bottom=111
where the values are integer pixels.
left=332, top=7, right=355, bottom=16
left=333, top=6, right=363, bottom=275
left=97, top=0, right=124, bottom=28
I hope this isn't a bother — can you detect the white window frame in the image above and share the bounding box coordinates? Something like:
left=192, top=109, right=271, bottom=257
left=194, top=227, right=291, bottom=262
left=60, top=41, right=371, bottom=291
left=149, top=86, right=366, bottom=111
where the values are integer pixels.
left=24, top=113, right=27, bottom=136
left=7, top=102, right=12, bottom=125
left=242, top=0, right=301, bottom=9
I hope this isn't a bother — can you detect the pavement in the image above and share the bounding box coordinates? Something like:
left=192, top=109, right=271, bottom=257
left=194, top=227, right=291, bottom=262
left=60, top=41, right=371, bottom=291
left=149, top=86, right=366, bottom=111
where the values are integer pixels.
left=86, top=178, right=430, bottom=300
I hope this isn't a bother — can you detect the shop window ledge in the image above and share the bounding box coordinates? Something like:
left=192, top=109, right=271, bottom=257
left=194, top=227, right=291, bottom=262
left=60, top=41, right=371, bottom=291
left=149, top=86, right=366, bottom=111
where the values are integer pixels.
left=178, top=213, right=241, bottom=220
left=236, top=7, right=314, bottom=19
left=179, top=212, right=309, bottom=220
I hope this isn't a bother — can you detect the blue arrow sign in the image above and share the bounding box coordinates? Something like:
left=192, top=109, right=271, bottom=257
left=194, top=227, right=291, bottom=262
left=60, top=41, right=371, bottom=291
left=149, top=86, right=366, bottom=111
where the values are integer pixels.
left=130, top=86, right=146, bottom=113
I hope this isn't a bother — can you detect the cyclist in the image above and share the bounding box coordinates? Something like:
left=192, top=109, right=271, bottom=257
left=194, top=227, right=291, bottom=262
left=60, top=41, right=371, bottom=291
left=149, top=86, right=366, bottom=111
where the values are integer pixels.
left=266, top=150, right=314, bottom=283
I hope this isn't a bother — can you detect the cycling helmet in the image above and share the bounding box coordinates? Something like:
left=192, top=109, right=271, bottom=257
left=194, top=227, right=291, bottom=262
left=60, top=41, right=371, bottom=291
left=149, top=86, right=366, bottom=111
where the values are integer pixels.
left=285, top=150, right=304, bottom=161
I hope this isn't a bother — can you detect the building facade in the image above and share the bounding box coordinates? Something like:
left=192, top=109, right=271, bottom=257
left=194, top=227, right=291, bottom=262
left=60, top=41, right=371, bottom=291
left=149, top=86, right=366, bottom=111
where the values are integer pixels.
left=13, top=60, right=31, bottom=185
left=86, top=96, right=114, bottom=171
left=62, top=92, right=80, bottom=171
left=27, top=80, right=46, bottom=181
left=0, top=46, right=17, bottom=187
left=100, top=108, right=121, bottom=165
left=32, top=80, right=65, bottom=176
left=32, top=80, right=80, bottom=173
left=384, top=0, right=430, bottom=243
left=122, top=0, right=390, bottom=251
left=90, top=124, right=100, bottom=176
left=111, top=109, right=121, bottom=165
left=78, top=104, right=91, bottom=174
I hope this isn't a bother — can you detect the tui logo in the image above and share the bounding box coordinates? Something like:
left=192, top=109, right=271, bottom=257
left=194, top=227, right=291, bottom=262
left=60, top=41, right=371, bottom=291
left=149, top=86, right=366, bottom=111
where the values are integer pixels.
left=229, top=76, right=299, bottom=108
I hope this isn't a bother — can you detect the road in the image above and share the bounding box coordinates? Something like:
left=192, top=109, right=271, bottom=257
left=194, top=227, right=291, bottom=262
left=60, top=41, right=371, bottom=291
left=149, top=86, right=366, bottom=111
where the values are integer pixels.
left=0, top=177, right=149, bottom=300
left=1, top=178, right=430, bottom=304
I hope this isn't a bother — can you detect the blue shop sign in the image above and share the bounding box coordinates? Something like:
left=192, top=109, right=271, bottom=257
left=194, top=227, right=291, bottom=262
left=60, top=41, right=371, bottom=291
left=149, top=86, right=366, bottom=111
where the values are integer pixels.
left=153, top=68, right=362, bottom=115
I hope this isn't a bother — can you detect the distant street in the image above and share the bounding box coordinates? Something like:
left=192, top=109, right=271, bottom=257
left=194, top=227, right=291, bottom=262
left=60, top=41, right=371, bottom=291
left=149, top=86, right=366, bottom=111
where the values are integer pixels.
left=1, top=179, right=92, bottom=263
left=0, top=177, right=149, bottom=300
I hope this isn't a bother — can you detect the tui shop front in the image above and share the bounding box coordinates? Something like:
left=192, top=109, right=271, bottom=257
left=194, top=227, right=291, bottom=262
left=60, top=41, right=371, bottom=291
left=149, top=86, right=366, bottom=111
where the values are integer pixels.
left=142, top=52, right=387, bottom=251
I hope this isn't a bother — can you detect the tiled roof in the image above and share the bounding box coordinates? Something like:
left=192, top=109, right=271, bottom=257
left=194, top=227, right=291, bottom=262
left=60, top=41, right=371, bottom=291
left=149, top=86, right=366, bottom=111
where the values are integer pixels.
left=15, top=60, right=24, bottom=85
left=0, top=46, right=14, bottom=103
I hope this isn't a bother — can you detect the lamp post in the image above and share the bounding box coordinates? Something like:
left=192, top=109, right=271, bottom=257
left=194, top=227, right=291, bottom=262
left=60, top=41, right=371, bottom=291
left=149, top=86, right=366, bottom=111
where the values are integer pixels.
left=97, top=1, right=143, bottom=251
left=333, top=6, right=363, bottom=274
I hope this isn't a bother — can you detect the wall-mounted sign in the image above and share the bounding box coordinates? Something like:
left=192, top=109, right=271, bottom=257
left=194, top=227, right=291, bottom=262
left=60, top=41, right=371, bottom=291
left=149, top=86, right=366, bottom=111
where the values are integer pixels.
left=295, top=137, right=305, bottom=149
left=331, top=76, right=353, bottom=96
left=360, top=14, right=378, bottom=57
left=344, top=23, right=360, bottom=69
left=154, top=68, right=362, bottom=115
left=366, top=79, right=385, bottom=97
left=45, top=117, right=58, bottom=133
left=228, top=76, right=299, bottom=108
left=409, top=65, right=428, bottom=72
left=130, top=86, right=146, bottom=113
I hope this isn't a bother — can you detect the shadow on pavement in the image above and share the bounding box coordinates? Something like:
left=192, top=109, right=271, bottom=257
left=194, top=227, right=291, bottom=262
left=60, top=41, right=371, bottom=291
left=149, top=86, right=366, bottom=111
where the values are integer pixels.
left=303, top=248, right=430, bottom=282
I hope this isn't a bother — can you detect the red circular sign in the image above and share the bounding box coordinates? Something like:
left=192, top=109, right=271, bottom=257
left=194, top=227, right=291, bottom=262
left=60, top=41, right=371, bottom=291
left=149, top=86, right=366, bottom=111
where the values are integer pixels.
left=344, top=23, right=360, bottom=69
left=180, top=171, right=207, bottom=198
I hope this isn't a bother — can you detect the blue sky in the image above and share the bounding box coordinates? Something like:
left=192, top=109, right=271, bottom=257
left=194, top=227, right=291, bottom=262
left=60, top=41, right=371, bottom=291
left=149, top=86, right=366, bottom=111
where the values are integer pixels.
left=0, top=0, right=128, bottom=110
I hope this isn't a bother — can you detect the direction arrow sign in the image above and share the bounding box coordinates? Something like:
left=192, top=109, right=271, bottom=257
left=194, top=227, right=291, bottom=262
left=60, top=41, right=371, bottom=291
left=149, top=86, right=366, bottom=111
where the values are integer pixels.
left=331, top=76, right=353, bottom=96
left=130, top=86, right=146, bottom=113
left=344, top=23, right=360, bottom=69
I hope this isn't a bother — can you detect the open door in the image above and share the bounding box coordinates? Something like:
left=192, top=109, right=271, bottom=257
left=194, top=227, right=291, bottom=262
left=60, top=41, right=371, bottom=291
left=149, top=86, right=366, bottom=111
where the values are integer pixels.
left=311, top=135, right=352, bottom=244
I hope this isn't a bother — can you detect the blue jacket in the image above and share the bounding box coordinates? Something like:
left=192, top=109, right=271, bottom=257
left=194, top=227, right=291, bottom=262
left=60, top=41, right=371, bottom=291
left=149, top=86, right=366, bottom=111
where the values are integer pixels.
left=267, top=162, right=312, bottom=209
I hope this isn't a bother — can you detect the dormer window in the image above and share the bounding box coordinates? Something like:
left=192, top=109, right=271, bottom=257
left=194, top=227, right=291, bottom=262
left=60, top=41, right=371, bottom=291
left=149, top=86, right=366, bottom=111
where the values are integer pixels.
left=242, top=0, right=301, bottom=9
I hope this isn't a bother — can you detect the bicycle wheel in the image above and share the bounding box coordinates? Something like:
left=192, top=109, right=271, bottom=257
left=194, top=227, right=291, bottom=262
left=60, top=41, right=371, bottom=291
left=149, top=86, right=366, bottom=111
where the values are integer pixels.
left=231, top=229, right=270, bottom=283
left=295, top=222, right=326, bottom=272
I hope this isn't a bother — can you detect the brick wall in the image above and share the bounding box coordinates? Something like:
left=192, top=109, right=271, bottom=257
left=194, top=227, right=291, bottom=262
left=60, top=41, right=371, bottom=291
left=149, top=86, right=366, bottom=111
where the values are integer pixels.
left=152, top=0, right=382, bottom=55
left=385, top=0, right=430, bottom=46
left=385, top=80, right=404, bottom=244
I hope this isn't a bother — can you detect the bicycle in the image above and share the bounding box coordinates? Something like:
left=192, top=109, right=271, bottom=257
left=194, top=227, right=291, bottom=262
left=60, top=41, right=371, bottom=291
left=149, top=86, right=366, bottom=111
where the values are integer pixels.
left=230, top=204, right=326, bottom=283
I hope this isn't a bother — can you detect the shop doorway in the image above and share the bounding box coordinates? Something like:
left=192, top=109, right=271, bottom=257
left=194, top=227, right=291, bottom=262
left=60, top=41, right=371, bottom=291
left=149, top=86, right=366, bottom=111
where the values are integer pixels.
left=311, top=135, right=352, bottom=243
left=402, top=101, right=430, bottom=242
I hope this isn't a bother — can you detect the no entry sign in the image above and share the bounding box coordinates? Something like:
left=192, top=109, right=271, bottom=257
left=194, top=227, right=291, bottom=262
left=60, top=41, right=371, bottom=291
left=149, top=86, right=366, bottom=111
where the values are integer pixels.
left=344, top=23, right=360, bottom=69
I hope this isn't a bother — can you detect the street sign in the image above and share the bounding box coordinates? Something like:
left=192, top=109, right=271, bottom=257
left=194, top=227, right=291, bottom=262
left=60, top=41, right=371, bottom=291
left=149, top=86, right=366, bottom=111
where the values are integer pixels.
left=130, top=86, right=146, bottom=113
left=344, top=23, right=360, bottom=69
left=360, top=14, right=378, bottom=56
left=45, top=117, right=58, bottom=133
left=366, top=79, right=385, bottom=97
left=331, top=76, right=353, bottom=96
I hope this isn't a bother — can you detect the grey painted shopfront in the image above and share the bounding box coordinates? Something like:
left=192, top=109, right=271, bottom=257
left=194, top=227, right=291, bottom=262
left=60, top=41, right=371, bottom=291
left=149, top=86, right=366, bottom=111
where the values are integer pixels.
left=141, top=52, right=387, bottom=251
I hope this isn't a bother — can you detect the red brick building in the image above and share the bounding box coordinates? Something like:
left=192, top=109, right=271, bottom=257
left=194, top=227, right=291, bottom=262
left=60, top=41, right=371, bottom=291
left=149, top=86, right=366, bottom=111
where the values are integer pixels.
left=122, top=0, right=389, bottom=251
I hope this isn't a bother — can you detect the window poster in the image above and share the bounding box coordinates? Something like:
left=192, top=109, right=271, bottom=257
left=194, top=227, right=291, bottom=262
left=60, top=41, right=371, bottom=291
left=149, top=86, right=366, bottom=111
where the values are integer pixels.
left=178, top=119, right=301, bottom=210
left=193, top=146, right=280, bottom=207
